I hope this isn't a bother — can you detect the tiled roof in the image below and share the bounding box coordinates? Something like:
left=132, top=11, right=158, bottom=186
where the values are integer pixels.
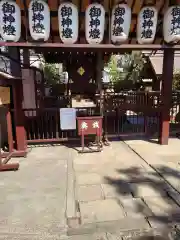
left=0, top=71, right=21, bottom=80
left=144, top=51, right=180, bottom=75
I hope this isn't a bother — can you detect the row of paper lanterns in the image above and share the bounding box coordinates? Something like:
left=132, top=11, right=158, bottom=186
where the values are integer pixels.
left=0, top=0, right=179, bottom=44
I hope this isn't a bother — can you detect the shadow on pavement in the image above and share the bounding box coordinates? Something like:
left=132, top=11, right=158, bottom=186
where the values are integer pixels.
left=104, top=164, right=180, bottom=239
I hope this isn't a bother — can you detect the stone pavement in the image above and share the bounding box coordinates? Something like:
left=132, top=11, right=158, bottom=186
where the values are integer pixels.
left=123, top=137, right=180, bottom=207
left=67, top=140, right=180, bottom=238
left=0, top=145, right=75, bottom=240
left=1, top=141, right=180, bottom=239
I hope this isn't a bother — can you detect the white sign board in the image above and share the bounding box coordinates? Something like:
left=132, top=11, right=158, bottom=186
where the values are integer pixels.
left=60, top=108, right=76, bottom=130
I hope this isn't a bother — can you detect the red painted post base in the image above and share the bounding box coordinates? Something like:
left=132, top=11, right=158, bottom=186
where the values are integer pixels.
left=0, top=150, right=27, bottom=172
left=159, top=138, right=168, bottom=145
left=0, top=163, right=19, bottom=171
left=0, top=151, right=19, bottom=172
left=158, top=115, right=170, bottom=145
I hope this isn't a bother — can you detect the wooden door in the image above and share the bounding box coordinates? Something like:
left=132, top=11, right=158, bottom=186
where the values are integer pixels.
left=68, top=53, right=96, bottom=95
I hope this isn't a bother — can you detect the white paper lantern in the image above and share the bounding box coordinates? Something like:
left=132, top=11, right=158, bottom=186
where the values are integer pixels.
left=163, top=6, right=180, bottom=43
left=137, top=6, right=158, bottom=44
left=0, top=0, right=21, bottom=42
left=29, top=0, right=50, bottom=41
left=85, top=3, right=105, bottom=44
left=58, top=3, right=78, bottom=44
left=111, top=4, right=131, bottom=44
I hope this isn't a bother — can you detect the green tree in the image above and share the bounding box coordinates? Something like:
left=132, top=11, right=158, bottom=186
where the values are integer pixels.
left=172, top=70, right=180, bottom=123
left=107, top=55, right=125, bottom=82
left=107, top=51, right=146, bottom=90
left=40, top=63, right=60, bottom=85
left=172, top=70, right=180, bottom=90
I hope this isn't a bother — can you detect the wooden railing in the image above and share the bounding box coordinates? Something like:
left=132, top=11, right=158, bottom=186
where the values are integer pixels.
left=98, top=91, right=161, bottom=112
left=23, top=107, right=97, bottom=142
left=20, top=91, right=180, bottom=142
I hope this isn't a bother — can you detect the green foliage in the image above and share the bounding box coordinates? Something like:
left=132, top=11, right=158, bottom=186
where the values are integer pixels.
left=107, top=55, right=127, bottom=82
left=172, top=70, right=180, bottom=90
left=41, top=63, right=60, bottom=85
left=107, top=51, right=146, bottom=86
left=129, top=51, right=146, bottom=81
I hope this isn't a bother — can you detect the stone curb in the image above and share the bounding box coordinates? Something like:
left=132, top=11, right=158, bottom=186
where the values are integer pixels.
left=66, top=151, right=80, bottom=228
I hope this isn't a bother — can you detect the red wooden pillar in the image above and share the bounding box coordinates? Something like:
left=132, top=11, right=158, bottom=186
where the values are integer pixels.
left=159, top=48, right=174, bottom=145
left=9, top=47, right=27, bottom=153
left=13, top=80, right=27, bottom=152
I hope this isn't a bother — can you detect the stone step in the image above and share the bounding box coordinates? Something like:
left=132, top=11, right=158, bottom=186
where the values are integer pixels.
left=67, top=217, right=150, bottom=236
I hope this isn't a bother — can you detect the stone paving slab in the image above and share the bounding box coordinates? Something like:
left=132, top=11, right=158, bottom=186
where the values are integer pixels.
left=167, top=189, right=180, bottom=207
left=103, top=168, right=163, bottom=184
left=77, top=185, right=104, bottom=202
left=67, top=218, right=150, bottom=236
left=131, top=182, right=168, bottom=198
left=162, top=175, right=180, bottom=191
left=102, top=171, right=131, bottom=182
left=143, top=197, right=180, bottom=220
left=63, top=232, right=108, bottom=240
left=0, top=236, right=55, bottom=240
left=147, top=216, right=175, bottom=230
left=106, top=233, right=123, bottom=240
left=101, top=184, right=133, bottom=199
left=79, top=199, right=125, bottom=224
left=119, top=198, right=153, bottom=218
left=0, top=233, right=62, bottom=240
left=76, top=173, right=102, bottom=185
left=150, top=163, right=180, bottom=174
left=159, top=155, right=180, bottom=164
left=96, top=218, right=150, bottom=234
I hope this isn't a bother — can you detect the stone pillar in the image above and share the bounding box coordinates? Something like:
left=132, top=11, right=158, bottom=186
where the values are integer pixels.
left=159, top=49, right=174, bottom=145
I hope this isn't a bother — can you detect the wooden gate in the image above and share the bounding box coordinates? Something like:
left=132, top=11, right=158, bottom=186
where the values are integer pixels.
left=101, top=91, right=160, bottom=137
left=67, top=53, right=97, bottom=99
left=23, top=53, right=161, bottom=143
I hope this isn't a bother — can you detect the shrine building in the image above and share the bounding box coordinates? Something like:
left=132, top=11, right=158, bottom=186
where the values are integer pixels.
left=0, top=0, right=180, bottom=160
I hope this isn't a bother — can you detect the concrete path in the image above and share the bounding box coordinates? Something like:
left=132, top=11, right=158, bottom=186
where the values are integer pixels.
left=0, top=145, right=75, bottom=239
left=1, top=140, right=180, bottom=239
left=123, top=137, right=180, bottom=209
left=67, top=140, right=180, bottom=238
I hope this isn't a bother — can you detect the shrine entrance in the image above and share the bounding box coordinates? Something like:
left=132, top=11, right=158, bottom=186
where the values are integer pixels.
left=23, top=49, right=160, bottom=144
left=0, top=0, right=177, bottom=146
